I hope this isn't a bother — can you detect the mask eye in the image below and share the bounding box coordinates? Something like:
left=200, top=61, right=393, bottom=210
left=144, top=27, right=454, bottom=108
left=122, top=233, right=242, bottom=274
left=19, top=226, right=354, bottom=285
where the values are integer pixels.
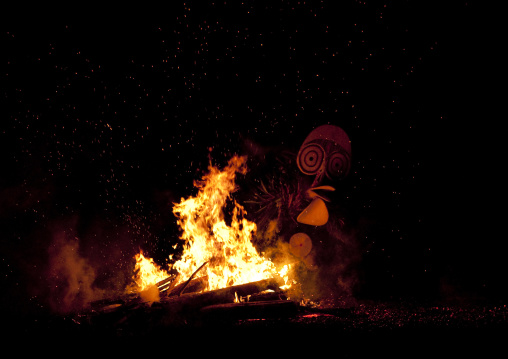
left=297, top=144, right=325, bottom=175
left=326, top=152, right=349, bottom=179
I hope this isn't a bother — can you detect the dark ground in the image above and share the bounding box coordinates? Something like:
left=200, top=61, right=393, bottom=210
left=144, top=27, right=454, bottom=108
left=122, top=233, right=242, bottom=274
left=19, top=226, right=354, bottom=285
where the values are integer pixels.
left=8, top=299, right=507, bottom=356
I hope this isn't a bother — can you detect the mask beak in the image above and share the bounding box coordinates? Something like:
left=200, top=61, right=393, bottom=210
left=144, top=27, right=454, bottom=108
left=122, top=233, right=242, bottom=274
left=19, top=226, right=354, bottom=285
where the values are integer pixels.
left=297, top=186, right=335, bottom=226
left=306, top=185, right=335, bottom=202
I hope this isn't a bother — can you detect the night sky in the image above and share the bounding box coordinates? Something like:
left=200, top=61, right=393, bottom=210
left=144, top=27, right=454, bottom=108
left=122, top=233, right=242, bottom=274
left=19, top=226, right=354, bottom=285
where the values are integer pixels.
left=1, top=1, right=502, bottom=321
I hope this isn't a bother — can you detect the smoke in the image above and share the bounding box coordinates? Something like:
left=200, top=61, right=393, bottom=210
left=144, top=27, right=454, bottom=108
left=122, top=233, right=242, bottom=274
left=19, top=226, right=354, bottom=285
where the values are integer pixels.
left=138, top=285, right=160, bottom=303
left=297, top=227, right=362, bottom=307
left=251, top=213, right=361, bottom=306
left=46, top=232, right=104, bottom=314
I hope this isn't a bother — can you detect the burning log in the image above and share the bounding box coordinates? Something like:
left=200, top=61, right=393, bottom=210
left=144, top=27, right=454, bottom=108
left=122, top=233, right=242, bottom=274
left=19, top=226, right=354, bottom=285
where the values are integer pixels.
left=162, top=276, right=208, bottom=297
left=155, top=277, right=290, bottom=325
left=162, top=277, right=283, bottom=308
left=155, top=276, right=174, bottom=292
left=245, top=289, right=288, bottom=302
left=177, top=261, right=208, bottom=295
left=161, top=261, right=209, bottom=297
left=82, top=277, right=296, bottom=332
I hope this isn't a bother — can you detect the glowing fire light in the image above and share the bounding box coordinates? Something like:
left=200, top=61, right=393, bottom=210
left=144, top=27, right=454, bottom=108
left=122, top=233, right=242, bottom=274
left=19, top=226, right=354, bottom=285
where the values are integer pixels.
left=130, top=155, right=291, bottom=294
left=129, top=251, right=170, bottom=292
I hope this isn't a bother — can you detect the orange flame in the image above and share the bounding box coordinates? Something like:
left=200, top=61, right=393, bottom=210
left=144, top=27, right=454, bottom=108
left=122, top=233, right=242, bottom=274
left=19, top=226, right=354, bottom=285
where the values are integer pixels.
left=129, top=251, right=170, bottom=292
left=129, top=155, right=291, bottom=294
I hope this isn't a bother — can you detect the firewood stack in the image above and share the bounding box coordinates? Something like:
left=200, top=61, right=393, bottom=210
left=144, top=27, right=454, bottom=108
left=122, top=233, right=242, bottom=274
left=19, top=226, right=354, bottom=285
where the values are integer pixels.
left=80, top=276, right=299, bottom=333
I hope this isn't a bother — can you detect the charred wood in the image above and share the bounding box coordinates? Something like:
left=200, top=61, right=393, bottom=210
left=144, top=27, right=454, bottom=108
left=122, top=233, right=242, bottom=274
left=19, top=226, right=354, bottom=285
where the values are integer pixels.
left=200, top=300, right=299, bottom=323
left=163, top=276, right=208, bottom=297
left=162, top=277, right=282, bottom=307
left=158, top=262, right=209, bottom=297
left=155, top=278, right=284, bottom=325
left=177, top=261, right=208, bottom=296
left=155, top=276, right=174, bottom=292
left=245, top=289, right=288, bottom=302
left=82, top=278, right=288, bottom=330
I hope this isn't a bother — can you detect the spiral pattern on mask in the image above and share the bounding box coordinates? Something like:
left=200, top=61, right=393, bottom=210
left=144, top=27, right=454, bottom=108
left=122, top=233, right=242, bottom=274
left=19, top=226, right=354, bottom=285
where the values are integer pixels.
left=297, top=144, right=325, bottom=175
left=326, top=152, right=350, bottom=179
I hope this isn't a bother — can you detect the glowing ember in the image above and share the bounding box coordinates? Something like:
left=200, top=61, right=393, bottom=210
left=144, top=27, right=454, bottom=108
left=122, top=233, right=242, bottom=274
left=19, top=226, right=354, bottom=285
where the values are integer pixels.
left=129, top=155, right=291, bottom=294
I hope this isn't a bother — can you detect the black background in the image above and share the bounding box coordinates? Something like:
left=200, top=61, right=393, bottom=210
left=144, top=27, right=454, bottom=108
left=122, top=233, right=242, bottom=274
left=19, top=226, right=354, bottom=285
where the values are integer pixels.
left=1, top=1, right=503, bottom=321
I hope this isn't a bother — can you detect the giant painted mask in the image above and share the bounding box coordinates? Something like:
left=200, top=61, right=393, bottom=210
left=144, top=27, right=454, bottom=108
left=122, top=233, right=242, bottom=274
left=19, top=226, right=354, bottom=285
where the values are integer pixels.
left=295, top=124, right=351, bottom=226
left=288, top=125, right=351, bottom=269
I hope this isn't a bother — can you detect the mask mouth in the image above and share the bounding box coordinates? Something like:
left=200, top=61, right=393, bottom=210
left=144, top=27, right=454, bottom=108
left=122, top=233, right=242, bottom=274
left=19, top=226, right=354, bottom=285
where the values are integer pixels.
left=306, top=185, right=335, bottom=202
left=297, top=186, right=336, bottom=226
